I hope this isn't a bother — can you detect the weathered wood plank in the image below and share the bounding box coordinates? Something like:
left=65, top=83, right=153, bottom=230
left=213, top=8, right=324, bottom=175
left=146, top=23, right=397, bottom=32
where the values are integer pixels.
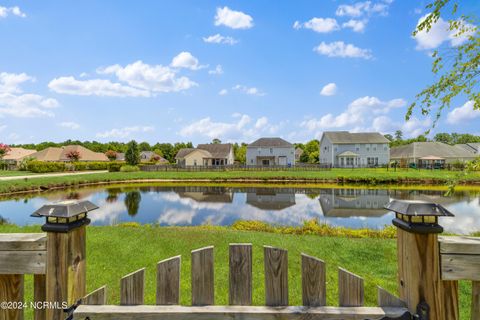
left=0, top=251, right=46, bottom=274
left=46, top=232, right=68, bottom=320
left=156, top=256, right=181, bottom=305
left=82, top=286, right=107, bottom=305
left=0, top=233, right=46, bottom=251
left=301, top=253, right=326, bottom=307
left=443, top=280, right=459, bottom=320
left=33, top=274, right=46, bottom=320
left=377, top=286, right=406, bottom=307
left=439, top=236, right=480, bottom=254
left=441, top=254, right=480, bottom=281
left=472, top=281, right=480, bottom=320
left=120, top=268, right=145, bottom=305
left=338, top=268, right=364, bottom=307
left=74, top=305, right=410, bottom=320
left=0, top=274, right=24, bottom=320
left=67, top=225, right=87, bottom=305
left=191, top=246, right=214, bottom=306
left=264, top=246, right=288, bottom=306
left=229, top=244, right=252, bottom=306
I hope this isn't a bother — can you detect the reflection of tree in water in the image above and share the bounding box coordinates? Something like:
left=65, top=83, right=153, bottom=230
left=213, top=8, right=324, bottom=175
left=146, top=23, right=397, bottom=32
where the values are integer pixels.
left=106, top=188, right=122, bottom=203
left=124, top=191, right=141, bottom=217
left=306, top=193, right=319, bottom=200
left=0, top=215, right=8, bottom=225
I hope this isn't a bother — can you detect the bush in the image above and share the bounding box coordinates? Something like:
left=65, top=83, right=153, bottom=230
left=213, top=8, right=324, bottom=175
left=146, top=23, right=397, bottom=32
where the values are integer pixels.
left=108, top=162, right=123, bottom=172
left=72, top=162, right=109, bottom=171
left=120, top=165, right=140, bottom=172
left=27, top=161, right=66, bottom=173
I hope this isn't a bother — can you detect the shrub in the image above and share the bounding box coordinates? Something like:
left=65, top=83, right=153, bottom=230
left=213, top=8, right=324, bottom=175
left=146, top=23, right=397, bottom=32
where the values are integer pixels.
left=72, top=162, right=109, bottom=171
left=65, top=150, right=81, bottom=161
left=108, top=162, right=123, bottom=172
left=125, top=140, right=140, bottom=166
left=105, top=150, right=117, bottom=161
left=120, top=165, right=140, bottom=172
left=0, top=143, right=10, bottom=159
left=27, top=161, right=66, bottom=173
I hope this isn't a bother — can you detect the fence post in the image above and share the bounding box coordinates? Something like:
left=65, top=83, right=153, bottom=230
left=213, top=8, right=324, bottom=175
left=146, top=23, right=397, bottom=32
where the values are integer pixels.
left=392, top=202, right=458, bottom=320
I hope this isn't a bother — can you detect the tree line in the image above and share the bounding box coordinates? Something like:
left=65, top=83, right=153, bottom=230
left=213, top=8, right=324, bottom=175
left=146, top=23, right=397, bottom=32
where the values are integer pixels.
left=385, top=131, right=480, bottom=148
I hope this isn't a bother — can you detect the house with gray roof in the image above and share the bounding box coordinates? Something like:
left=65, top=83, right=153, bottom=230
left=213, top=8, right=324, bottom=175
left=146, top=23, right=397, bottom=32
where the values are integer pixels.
left=455, top=143, right=480, bottom=156
left=390, top=142, right=476, bottom=168
left=319, top=131, right=390, bottom=167
left=175, top=143, right=234, bottom=167
left=246, top=137, right=295, bottom=166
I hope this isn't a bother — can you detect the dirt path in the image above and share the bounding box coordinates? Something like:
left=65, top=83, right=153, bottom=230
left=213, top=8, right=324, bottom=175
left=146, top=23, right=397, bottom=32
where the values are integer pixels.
left=0, top=170, right=108, bottom=181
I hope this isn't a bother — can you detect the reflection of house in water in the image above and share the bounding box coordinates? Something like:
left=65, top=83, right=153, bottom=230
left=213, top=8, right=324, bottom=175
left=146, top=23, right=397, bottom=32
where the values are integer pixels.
left=388, top=190, right=459, bottom=206
left=246, top=189, right=296, bottom=210
left=176, top=186, right=234, bottom=203
left=319, top=189, right=390, bottom=217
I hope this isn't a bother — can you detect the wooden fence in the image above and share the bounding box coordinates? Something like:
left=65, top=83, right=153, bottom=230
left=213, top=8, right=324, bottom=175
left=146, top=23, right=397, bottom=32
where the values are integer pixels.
left=139, top=164, right=332, bottom=172
left=1, top=226, right=480, bottom=319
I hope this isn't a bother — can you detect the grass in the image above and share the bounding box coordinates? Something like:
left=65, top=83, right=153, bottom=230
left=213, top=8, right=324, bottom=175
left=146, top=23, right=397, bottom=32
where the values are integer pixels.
left=0, top=170, right=35, bottom=177
left=1, top=168, right=479, bottom=195
left=0, top=224, right=473, bottom=319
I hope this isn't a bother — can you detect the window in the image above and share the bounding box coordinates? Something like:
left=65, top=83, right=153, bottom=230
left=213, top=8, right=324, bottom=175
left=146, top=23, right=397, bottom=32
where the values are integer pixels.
left=194, top=159, right=197, bottom=166
left=250, top=159, right=253, bottom=164
left=262, top=159, right=270, bottom=166
left=270, top=148, right=273, bottom=154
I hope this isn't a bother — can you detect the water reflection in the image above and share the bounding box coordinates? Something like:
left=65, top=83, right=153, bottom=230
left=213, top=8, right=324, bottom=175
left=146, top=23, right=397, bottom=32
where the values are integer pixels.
left=1, top=185, right=479, bottom=234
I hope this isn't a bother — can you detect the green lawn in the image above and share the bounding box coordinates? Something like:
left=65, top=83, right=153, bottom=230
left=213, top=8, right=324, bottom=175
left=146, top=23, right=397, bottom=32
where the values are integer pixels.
left=0, top=224, right=473, bottom=319
left=0, top=170, right=35, bottom=177
left=1, top=168, right=479, bottom=194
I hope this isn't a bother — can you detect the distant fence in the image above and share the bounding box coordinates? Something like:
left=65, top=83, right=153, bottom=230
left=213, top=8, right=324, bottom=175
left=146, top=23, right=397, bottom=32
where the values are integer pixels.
left=140, top=164, right=332, bottom=172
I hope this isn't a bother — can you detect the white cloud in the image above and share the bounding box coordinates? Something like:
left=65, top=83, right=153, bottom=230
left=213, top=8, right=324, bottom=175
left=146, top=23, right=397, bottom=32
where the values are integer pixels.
left=447, top=101, right=480, bottom=124
left=414, top=14, right=474, bottom=50
left=48, top=77, right=151, bottom=97
left=203, top=34, right=238, bottom=45
left=336, top=1, right=390, bottom=17
left=0, top=6, right=26, bottom=18
left=214, top=6, right=253, bottom=29
left=96, top=126, right=154, bottom=139
left=233, top=84, right=265, bottom=96
left=0, top=72, right=58, bottom=118
left=0, top=72, right=33, bottom=93
left=401, top=117, right=431, bottom=137
left=301, top=96, right=406, bottom=132
left=320, top=83, right=338, bottom=96
left=218, top=89, right=228, bottom=96
left=98, top=60, right=198, bottom=93
left=342, top=19, right=367, bottom=32
left=59, top=121, right=80, bottom=130
left=209, top=65, right=223, bottom=75
left=0, top=124, right=5, bottom=132
left=170, top=51, right=205, bottom=70
left=314, top=41, right=372, bottom=59
left=180, top=114, right=282, bottom=141
left=293, top=17, right=339, bottom=33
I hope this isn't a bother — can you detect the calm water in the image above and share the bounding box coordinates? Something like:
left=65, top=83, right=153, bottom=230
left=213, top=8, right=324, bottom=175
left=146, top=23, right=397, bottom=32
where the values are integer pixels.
left=1, top=185, right=479, bottom=234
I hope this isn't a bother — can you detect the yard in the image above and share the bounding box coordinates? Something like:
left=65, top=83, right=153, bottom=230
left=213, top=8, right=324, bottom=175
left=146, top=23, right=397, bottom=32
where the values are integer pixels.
left=0, top=224, right=473, bottom=319
left=1, top=167, right=479, bottom=195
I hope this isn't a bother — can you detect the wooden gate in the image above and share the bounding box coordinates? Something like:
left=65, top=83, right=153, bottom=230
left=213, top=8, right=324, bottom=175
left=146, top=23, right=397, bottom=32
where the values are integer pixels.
left=73, top=244, right=410, bottom=320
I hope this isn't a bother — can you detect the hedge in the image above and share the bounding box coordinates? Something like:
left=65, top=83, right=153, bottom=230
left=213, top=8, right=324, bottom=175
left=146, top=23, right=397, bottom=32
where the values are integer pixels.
left=26, top=161, right=111, bottom=173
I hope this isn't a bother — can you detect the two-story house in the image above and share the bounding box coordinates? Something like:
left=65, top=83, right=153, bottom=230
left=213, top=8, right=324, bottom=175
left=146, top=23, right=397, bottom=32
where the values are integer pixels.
left=246, top=138, right=295, bottom=166
left=319, top=131, right=390, bottom=167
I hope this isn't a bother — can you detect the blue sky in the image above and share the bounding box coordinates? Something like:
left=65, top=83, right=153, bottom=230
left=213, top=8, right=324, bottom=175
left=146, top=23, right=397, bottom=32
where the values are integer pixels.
left=0, top=0, right=479, bottom=144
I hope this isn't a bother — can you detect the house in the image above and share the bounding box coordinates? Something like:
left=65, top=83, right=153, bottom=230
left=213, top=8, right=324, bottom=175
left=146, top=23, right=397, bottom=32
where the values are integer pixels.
left=176, top=186, right=234, bottom=203
left=175, top=143, right=234, bottom=166
left=319, top=131, right=390, bottom=167
left=390, top=142, right=477, bottom=168
left=455, top=143, right=480, bottom=155
left=116, top=153, right=125, bottom=161
left=246, top=138, right=295, bottom=166
left=2, top=147, right=37, bottom=168
left=140, top=151, right=169, bottom=163
left=295, top=147, right=303, bottom=162
left=29, top=145, right=109, bottom=162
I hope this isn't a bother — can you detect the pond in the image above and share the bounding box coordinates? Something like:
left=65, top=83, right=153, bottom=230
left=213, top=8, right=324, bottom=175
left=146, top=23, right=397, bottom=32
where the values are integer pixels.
left=1, top=184, right=479, bottom=234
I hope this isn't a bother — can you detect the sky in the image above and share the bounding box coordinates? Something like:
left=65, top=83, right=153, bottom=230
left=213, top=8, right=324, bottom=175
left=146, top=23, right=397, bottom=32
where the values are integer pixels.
left=0, top=0, right=479, bottom=145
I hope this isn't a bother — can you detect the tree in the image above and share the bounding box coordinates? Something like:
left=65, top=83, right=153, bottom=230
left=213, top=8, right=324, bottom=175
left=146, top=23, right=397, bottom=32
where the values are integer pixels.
left=434, top=133, right=453, bottom=144
left=308, top=151, right=320, bottom=164
left=394, top=130, right=403, bottom=141
left=125, top=140, right=140, bottom=166
left=408, top=0, right=479, bottom=125
left=153, top=148, right=164, bottom=157
left=105, top=150, right=117, bottom=161
left=234, top=143, right=247, bottom=163
left=0, top=143, right=10, bottom=159
left=212, top=138, right=222, bottom=144
left=65, top=150, right=81, bottom=162
left=138, top=141, right=151, bottom=151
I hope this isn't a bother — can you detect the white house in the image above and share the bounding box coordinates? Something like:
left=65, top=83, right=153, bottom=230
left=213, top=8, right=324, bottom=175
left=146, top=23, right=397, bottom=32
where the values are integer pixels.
left=246, top=137, right=295, bottom=166
left=319, top=131, right=390, bottom=167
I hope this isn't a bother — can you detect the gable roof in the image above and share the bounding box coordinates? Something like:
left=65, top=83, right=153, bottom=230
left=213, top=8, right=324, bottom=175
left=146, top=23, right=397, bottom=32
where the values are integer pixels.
left=391, top=142, right=477, bottom=160
left=29, top=145, right=109, bottom=162
left=248, top=137, right=293, bottom=148
left=175, top=148, right=212, bottom=159
left=197, top=143, right=232, bottom=158
left=3, top=147, right=37, bottom=161
left=322, top=131, right=389, bottom=144
left=455, top=143, right=480, bottom=154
